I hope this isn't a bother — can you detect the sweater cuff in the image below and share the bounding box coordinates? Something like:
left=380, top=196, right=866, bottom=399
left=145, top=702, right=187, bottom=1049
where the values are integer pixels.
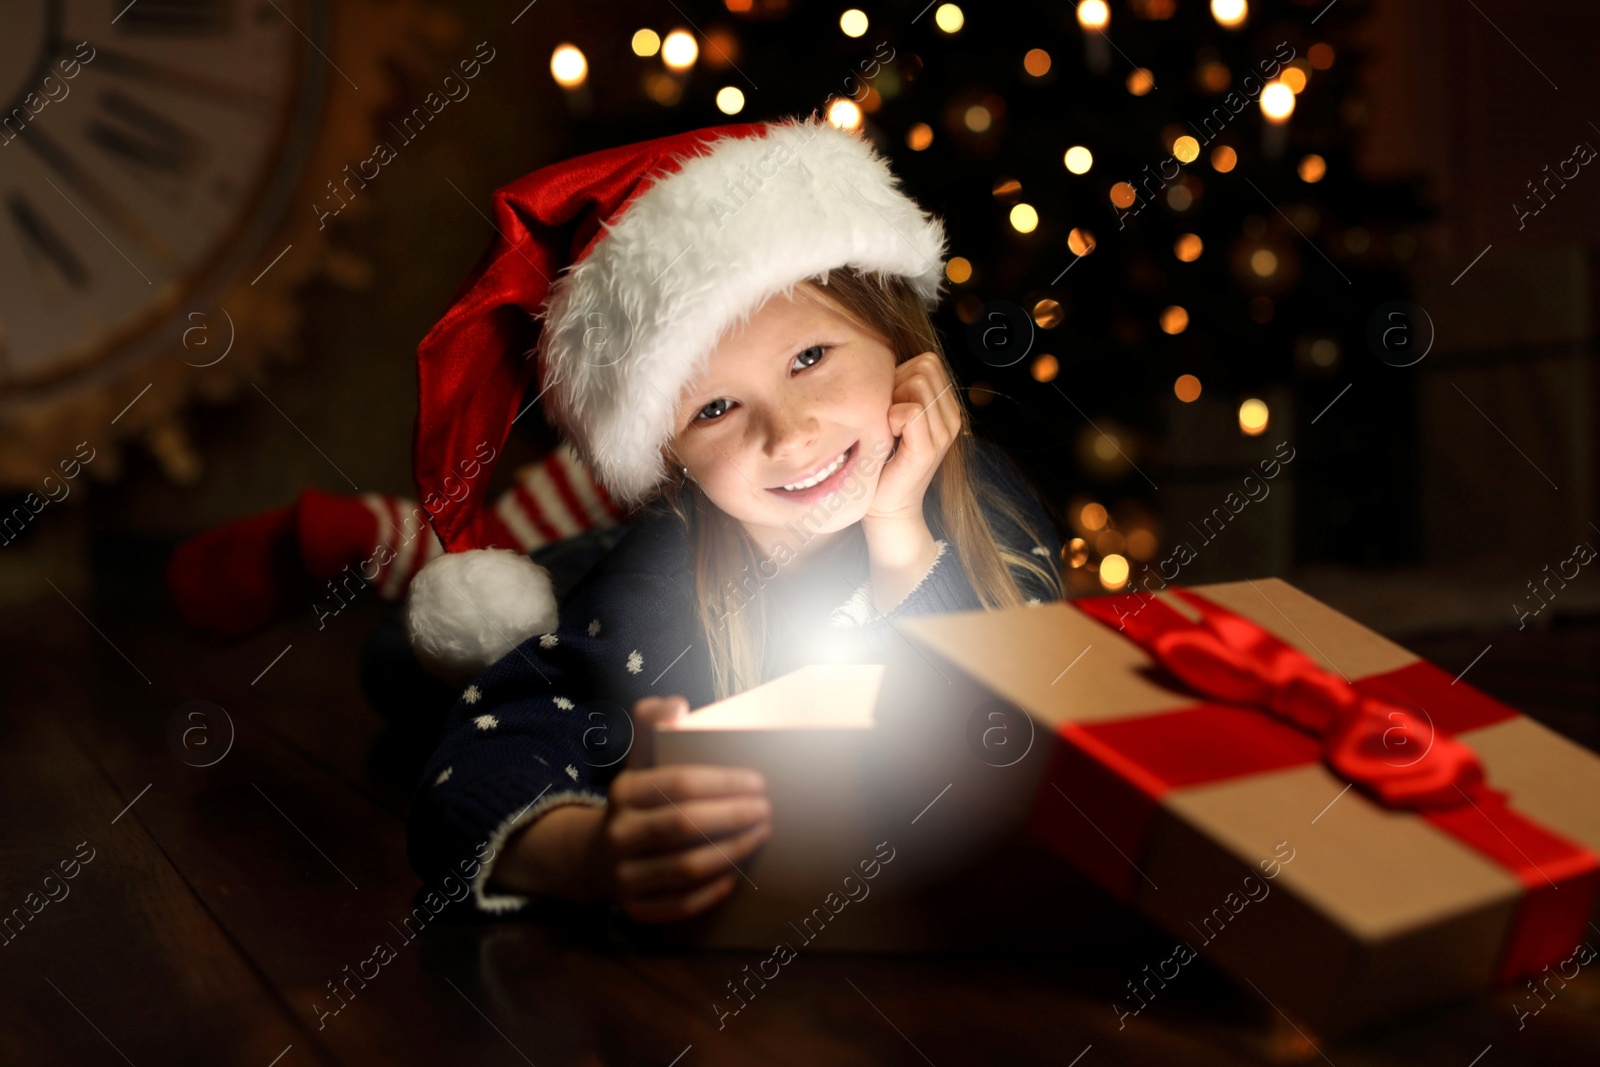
left=829, top=539, right=953, bottom=628
left=427, top=768, right=608, bottom=916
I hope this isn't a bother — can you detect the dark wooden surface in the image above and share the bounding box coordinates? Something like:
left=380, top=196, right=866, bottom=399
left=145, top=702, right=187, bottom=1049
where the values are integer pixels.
left=5, top=546, right=1600, bottom=1066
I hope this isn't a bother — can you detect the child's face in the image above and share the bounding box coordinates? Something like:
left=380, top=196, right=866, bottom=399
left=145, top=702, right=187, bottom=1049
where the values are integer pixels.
left=666, top=283, right=898, bottom=555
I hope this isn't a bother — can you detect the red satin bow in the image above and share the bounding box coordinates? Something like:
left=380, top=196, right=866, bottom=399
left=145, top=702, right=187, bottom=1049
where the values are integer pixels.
left=1113, top=588, right=1489, bottom=812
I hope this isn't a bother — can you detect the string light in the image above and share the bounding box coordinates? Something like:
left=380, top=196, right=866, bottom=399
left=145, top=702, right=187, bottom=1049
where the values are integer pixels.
left=1031, top=354, right=1059, bottom=382
left=716, top=87, right=745, bottom=114
left=1210, top=0, right=1248, bottom=28
left=1159, top=306, right=1189, bottom=334
left=1010, top=204, right=1039, bottom=233
left=828, top=99, right=862, bottom=129
left=1077, top=0, right=1110, bottom=30
left=1261, top=81, right=1295, bottom=122
left=550, top=45, right=587, bottom=88
left=934, top=3, right=964, bottom=32
left=1024, top=48, right=1052, bottom=77
left=1210, top=145, right=1237, bottom=172
left=1033, top=299, right=1064, bottom=327
left=907, top=123, right=934, bottom=150
left=1172, top=135, right=1200, bottom=163
left=945, top=257, right=973, bottom=283
left=1298, top=154, right=1327, bottom=182
left=1068, top=227, right=1096, bottom=255
left=631, top=29, right=661, bottom=57
left=1174, top=374, right=1202, bottom=402
left=1126, top=68, right=1155, bottom=95
left=1239, top=398, right=1269, bottom=435
left=1064, top=145, right=1094, bottom=174
left=1174, top=233, right=1204, bottom=261
left=1099, top=554, right=1130, bottom=590
left=839, top=9, right=869, bottom=36
left=661, top=30, right=698, bottom=70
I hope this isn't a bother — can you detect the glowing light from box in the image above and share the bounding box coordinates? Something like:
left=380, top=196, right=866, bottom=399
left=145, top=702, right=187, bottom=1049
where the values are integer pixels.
left=1126, top=68, right=1155, bottom=95
left=1068, top=227, right=1096, bottom=256
left=907, top=123, right=934, bottom=150
left=1033, top=299, right=1063, bottom=327
left=1109, top=182, right=1137, bottom=208
left=716, top=87, right=746, bottom=114
left=1010, top=204, right=1039, bottom=233
left=1080, top=502, right=1108, bottom=531
left=1078, top=0, right=1109, bottom=30
left=1174, top=374, right=1202, bottom=402
left=1174, top=233, right=1203, bottom=261
left=1065, top=145, right=1094, bottom=174
left=1299, top=154, right=1327, bottom=182
left=1160, top=306, right=1189, bottom=334
left=1211, top=145, right=1238, bottom=172
left=1280, top=66, right=1308, bottom=93
left=1024, top=49, right=1052, bottom=77
left=945, top=257, right=972, bottom=283
left=1031, top=354, right=1059, bottom=382
left=1173, top=135, right=1200, bottom=163
left=840, top=9, right=869, bottom=36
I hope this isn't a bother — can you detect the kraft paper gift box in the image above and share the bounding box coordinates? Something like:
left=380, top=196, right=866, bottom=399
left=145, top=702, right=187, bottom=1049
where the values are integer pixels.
left=867, top=576, right=1600, bottom=1033
left=640, top=663, right=1109, bottom=954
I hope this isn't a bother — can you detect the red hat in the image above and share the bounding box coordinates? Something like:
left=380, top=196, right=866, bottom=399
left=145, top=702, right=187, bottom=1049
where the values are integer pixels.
left=405, top=112, right=948, bottom=681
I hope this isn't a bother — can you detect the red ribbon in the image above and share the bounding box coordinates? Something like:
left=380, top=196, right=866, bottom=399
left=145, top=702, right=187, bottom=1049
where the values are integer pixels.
left=1040, top=587, right=1600, bottom=985
left=1089, top=586, right=1493, bottom=811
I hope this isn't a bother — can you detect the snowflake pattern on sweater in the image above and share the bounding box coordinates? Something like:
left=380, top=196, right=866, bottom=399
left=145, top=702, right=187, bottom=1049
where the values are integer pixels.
left=405, top=438, right=1065, bottom=916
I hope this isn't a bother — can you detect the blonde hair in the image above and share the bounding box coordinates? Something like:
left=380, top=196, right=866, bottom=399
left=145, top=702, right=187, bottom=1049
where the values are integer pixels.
left=646, top=265, right=1063, bottom=702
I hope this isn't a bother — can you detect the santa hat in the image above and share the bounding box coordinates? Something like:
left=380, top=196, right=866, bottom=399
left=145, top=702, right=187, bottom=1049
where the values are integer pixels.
left=406, top=112, right=949, bottom=682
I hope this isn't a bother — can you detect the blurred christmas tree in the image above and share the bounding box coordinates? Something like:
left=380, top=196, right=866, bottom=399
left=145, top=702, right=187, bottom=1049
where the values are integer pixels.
left=550, top=0, right=1432, bottom=593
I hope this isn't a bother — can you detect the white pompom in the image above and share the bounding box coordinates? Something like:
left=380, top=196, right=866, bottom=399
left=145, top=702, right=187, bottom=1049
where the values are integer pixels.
left=404, top=549, right=558, bottom=684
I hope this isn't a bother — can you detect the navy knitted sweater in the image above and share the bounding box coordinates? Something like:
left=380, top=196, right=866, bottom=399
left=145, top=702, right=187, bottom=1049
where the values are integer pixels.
left=406, top=437, right=1066, bottom=916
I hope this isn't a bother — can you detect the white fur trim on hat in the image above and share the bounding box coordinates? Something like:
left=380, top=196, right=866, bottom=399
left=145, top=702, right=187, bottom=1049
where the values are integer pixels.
left=404, top=548, right=558, bottom=683
left=537, top=114, right=948, bottom=507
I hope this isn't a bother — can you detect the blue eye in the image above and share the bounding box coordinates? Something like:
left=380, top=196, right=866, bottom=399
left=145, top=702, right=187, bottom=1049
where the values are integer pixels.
left=696, top=398, right=731, bottom=422
left=792, top=344, right=829, bottom=371
left=692, top=344, right=833, bottom=424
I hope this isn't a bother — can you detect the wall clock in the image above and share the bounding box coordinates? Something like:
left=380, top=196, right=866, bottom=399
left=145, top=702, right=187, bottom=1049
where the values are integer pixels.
left=0, top=0, right=443, bottom=492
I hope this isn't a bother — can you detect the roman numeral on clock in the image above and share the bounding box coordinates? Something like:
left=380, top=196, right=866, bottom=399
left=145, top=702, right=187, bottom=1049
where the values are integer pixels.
left=115, top=0, right=234, bottom=36
left=6, top=194, right=89, bottom=288
left=86, top=90, right=199, bottom=175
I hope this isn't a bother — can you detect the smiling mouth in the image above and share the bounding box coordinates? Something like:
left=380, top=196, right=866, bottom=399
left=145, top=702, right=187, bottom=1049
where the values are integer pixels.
left=768, top=442, right=857, bottom=494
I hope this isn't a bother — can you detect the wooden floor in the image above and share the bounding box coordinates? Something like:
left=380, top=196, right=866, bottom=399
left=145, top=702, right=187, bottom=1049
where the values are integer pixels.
left=5, top=541, right=1600, bottom=1066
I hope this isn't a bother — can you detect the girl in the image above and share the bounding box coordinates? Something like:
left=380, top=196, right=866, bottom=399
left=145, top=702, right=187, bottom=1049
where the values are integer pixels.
left=403, top=114, right=1065, bottom=924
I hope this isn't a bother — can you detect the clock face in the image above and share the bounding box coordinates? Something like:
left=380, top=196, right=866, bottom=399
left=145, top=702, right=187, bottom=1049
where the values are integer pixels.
left=0, top=0, right=324, bottom=389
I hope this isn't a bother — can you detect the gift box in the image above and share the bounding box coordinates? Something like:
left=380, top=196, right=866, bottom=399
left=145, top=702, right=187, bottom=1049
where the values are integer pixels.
left=870, top=576, right=1600, bottom=1032
left=640, top=664, right=1116, bottom=955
